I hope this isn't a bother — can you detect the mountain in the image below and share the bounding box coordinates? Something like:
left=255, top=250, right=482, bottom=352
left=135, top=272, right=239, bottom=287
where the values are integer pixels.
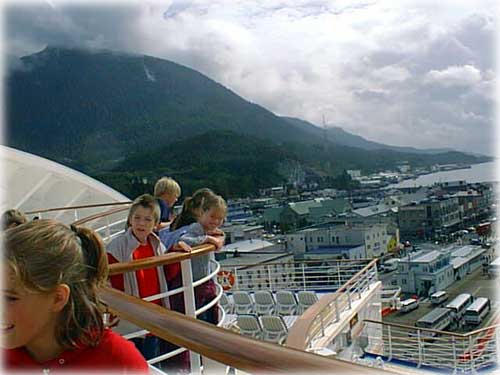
left=281, top=117, right=456, bottom=155
left=6, top=46, right=324, bottom=170
left=5, top=46, right=492, bottom=197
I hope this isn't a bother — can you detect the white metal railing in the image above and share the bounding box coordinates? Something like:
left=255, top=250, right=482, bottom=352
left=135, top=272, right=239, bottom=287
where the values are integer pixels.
left=305, top=261, right=379, bottom=349
left=74, top=208, right=223, bottom=374
left=114, top=254, right=224, bottom=371
left=26, top=201, right=131, bottom=226
left=363, top=319, right=499, bottom=372
left=286, top=259, right=379, bottom=351
left=219, top=259, right=373, bottom=293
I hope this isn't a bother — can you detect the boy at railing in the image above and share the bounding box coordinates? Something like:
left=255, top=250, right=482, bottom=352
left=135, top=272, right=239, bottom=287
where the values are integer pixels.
left=106, top=194, right=170, bottom=360
left=3, top=219, right=148, bottom=373
left=154, top=176, right=181, bottom=231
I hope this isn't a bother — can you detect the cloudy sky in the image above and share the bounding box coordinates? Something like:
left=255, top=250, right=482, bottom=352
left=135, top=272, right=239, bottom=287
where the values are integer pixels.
left=4, top=0, right=498, bottom=155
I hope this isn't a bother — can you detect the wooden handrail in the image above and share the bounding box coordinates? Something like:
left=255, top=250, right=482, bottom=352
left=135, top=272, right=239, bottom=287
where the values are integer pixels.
left=108, top=244, right=216, bottom=275
left=99, top=286, right=391, bottom=374
left=25, top=201, right=131, bottom=215
left=363, top=319, right=500, bottom=339
left=287, top=259, right=378, bottom=350
left=73, top=206, right=130, bottom=226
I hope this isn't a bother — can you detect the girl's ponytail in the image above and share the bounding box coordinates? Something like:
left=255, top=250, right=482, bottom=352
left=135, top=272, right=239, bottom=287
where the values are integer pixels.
left=71, top=224, right=108, bottom=286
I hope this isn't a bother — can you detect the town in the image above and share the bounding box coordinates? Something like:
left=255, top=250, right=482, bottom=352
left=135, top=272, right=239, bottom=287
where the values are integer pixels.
left=214, top=164, right=497, bottom=338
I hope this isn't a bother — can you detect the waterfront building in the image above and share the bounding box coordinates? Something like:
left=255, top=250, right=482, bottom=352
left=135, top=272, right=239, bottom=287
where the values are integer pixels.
left=286, top=223, right=391, bottom=259
left=396, top=250, right=454, bottom=296
left=398, top=195, right=461, bottom=240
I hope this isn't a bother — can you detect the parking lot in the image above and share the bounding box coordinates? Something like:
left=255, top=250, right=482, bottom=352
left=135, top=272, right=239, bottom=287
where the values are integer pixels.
left=383, top=266, right=498, bottom=332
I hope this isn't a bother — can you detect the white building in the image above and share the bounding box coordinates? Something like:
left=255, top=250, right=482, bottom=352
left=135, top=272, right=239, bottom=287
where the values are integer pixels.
left=286, top=223, right=390, bottom=259
left=396, top=250, right=454, bottom=296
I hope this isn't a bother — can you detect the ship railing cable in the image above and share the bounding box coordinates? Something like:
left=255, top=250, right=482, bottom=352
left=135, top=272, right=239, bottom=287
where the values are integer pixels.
left=362, top=319, right=500, bottom=372
left=217, top=259, right=374, bottom=294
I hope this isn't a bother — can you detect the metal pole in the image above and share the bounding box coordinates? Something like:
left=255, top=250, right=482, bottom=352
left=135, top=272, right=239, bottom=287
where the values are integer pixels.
left=452, top=336, right=457, bottom=372
left=301, top=263, right=306, bottom=291
left=417, top=329, right=422, bottom=368
left=105, top=216, right=111, bottom=240
left=337, top=261, right=342, bottom=290
left=181, top=259, right=201, bottom=374
left=267, top=265, right=273, bottom=291
left=334, top=298, right=340, bottom=322
left=233, top=268, right=239, bottom=291
left=388, top=325, right=392, bottom=361
left=469, top=335, right=474, bottom=373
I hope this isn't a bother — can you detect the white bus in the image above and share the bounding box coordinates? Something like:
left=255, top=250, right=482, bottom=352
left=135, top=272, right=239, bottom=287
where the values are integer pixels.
left=430, top=291, right=448, bottom=306
left=415, top=308, right=452, bottom=335
left=399, top=298, right=419, bottom=313
left=464, top=297, right=490, bottom=325
left=445, top=293, right=474, bottom=319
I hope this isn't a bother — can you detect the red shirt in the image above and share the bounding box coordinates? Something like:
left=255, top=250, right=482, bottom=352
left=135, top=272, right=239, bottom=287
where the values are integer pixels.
left=4, top=329, right=148, bottom=373
left=108, top=241, right=162, bottom=305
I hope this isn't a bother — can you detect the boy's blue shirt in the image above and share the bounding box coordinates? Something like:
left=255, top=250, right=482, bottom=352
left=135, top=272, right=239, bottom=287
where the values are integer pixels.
left=157, top=198, right=171, bottom=223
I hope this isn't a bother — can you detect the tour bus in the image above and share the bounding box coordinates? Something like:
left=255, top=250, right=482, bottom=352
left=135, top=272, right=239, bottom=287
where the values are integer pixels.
left=445, top=293, right=474, bottom=319
left=399, top=298, right=419, bottom=313
left=464, top=297, right=490, bottom=325
left=430, top=291, right=449, bottom=306
left=415, top=308, right=452, bottom=336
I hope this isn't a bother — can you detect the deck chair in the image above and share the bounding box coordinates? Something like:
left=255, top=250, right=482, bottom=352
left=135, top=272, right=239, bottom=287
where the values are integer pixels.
left=219, top=293, right=233, bottom=314
left=232, top=291, right=254, bottom=314
left=275, top=291, right=298, bottom=315
left=254, top=290, right=275, bottom=315
left=297, top=291, right=319, bottom=314
left=259, top=315, right=288, bottom=344
left=236, top=314, right=262, bottom=339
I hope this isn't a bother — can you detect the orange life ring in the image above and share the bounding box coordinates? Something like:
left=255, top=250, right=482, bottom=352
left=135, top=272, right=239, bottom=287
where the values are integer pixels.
left=217, top=270, right=235, bottom=291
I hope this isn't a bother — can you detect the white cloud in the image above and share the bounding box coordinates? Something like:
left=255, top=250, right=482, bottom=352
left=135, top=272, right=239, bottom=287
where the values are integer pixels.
left=4, top=0, right=497, bottom=155
left=424, top=65, right=482, bottom=88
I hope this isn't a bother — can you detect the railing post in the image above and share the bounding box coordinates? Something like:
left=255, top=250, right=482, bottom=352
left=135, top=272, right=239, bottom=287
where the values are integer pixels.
left=267, top=265, right=273, bottom=291
left=496, top=327, right=500, bottom=369
left=301, top=263, right=306, bottom=291
left=417, top=329, right=422, bottom=368
left=452, top=336, right=457, bottom=372
left=388, top=325, right=392, bottom=361
left=233, top=268, right=239, bottom=291
left=319, top=313, right=325, bottom=337
left=105, top=216, right=111, bottom=240
left=74, top=209, right=79, bottom=222
left=334, top=298, right=340, bottom=322
left=469, top=334, right=475, bottom=373
left=337, top=261, right=341, bottom=290
left=347, top=291, right=352, bottom=309
left=181, top=259, right=201, bottom=374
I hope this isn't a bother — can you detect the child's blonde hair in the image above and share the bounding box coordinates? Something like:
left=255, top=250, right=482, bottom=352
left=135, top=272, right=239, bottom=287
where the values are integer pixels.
left=200, top=194, right=227, bottom=216
left=170, top=188, right=215, bottom=230
left=154, top=177, right=181, bottom=198
left=5, top=219, right=108, bottom=348
left=127, top=194, right=160, bottom=228
left=2, top=209, right=28, bottom=229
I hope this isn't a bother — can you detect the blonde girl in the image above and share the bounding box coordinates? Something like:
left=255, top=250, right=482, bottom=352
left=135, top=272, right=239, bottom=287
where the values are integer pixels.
left=2, top=219, right=148, bottom=372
